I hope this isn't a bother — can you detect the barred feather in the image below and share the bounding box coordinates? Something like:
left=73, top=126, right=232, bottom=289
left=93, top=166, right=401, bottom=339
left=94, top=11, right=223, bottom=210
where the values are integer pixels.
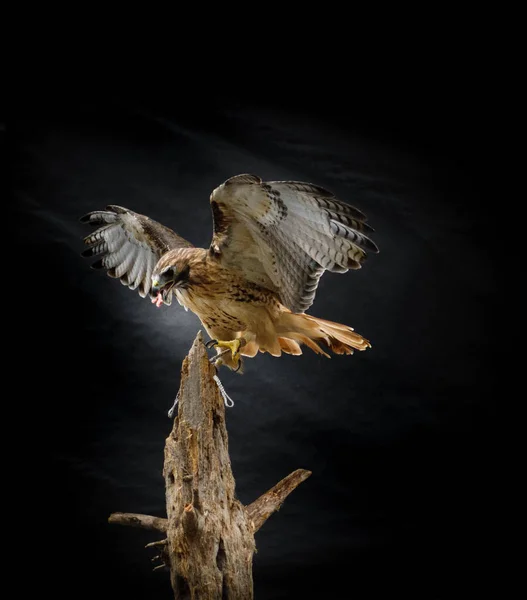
left=80, top=205, right=192, bottom=298
left=210, top=174, right=378, bottom=313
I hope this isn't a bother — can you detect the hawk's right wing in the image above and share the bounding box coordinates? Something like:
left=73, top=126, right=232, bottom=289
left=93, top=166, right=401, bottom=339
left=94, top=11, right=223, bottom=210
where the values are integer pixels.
left=209, top=175, right=378, bottom=313
left=80, top=205, right=192, bottom=298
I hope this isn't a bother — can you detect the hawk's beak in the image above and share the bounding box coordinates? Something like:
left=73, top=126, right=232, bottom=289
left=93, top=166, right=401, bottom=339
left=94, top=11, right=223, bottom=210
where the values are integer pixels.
left=150, top=279, right=175, bottom=305
left=150, top=281, right=161, bottom=299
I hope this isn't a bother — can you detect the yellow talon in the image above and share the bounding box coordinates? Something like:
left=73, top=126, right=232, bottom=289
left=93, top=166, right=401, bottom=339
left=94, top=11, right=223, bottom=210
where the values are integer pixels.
left=215, top=339, right=243, bottom=361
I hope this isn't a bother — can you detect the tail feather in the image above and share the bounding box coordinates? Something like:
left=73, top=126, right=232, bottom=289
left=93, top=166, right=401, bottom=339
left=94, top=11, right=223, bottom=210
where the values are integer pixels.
left=304, top=315, right=371, bottom=352
left=241, top=340, right=259, bottom=357
left=278, top=312, right=371, bottom=357
left=278, top=337, right=303, bottom=355
left=293, top=334, right=331, bottom=358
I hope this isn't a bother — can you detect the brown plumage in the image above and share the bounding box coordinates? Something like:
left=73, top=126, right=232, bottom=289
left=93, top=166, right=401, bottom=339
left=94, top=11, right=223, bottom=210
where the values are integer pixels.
left=81, top=174, right=378, bottom=371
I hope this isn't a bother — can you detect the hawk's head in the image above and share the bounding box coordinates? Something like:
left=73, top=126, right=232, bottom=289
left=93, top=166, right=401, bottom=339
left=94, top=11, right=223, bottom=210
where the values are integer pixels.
left=150, top=264, right=189, bottom=308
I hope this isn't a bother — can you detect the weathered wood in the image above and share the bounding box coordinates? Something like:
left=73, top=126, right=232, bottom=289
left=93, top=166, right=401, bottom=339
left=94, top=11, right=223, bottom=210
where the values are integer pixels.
left=163, top=331, right=255, bottom=598
left=246, top=469, right=312, bottom=533
left=108, top=512, right=168, bottom=532
left=109, top=331, right=311, bottom=599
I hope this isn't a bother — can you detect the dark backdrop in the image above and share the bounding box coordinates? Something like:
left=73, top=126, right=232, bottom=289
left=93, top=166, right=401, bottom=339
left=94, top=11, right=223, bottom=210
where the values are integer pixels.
left=12, top=74, right=497, bottom=599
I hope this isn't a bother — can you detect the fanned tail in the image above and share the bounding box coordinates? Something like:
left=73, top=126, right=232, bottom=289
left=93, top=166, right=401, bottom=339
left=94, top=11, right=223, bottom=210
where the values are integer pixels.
left=220, top=311, right=370, bottom=371
left=277, top=312, right=371, bottom=357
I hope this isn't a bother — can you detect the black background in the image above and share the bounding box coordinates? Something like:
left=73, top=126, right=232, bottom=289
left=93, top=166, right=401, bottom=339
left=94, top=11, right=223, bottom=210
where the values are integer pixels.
left=12, top=58, right=498, bottom=599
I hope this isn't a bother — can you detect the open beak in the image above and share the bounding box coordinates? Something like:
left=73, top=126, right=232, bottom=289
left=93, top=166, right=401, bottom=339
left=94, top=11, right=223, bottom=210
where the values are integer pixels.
left=150, top=281, right=175, bottom=307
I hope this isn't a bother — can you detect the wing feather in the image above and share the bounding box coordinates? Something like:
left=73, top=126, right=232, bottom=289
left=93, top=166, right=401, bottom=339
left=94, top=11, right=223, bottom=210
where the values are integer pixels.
left=209, top=174, right=377, bottom=313
left=114, top=244, right=138, bottom=279
left=81, top=205, right=192, bottom=299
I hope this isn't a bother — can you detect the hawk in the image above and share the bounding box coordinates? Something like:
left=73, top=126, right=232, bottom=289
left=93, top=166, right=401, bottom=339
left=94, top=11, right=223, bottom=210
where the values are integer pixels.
left=81, top=174, right=378, bottom=371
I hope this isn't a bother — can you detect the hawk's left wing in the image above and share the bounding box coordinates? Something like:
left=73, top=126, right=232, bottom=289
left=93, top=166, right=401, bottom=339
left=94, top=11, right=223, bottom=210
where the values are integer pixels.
left=81, top=205, right=192, bottom=299
left=209, top=174, right=378, bottom=313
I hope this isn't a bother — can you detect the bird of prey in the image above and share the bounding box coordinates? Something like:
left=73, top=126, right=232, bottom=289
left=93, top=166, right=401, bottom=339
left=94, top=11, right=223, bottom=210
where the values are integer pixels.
left=81, top=174, right=378, bottom=371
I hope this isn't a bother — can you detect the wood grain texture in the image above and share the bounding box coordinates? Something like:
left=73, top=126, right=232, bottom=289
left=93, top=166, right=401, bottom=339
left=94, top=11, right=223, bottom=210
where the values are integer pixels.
left=109, top=332, right=311, bottom=599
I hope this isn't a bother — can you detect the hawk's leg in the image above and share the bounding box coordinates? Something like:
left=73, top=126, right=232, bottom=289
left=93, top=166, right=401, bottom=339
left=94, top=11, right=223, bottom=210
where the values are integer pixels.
left=207, top=338, right=246, bottom=370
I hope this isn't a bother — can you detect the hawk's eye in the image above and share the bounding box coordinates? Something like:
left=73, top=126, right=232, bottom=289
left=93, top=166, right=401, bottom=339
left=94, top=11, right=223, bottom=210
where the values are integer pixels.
left=162, top=267, right=176, bottom=281
left=154, top=267, right=177, bottom=287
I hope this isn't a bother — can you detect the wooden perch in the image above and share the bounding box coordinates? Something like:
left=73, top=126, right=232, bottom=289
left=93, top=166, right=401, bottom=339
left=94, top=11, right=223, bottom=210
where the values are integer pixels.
left=109, top=331, right=311, bottom=599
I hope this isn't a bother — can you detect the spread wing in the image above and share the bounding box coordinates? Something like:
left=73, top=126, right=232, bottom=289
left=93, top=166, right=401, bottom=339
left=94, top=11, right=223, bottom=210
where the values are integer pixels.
left=81, top=205, right=192, bottom=298
left=210, top=174, right=378, bottom=313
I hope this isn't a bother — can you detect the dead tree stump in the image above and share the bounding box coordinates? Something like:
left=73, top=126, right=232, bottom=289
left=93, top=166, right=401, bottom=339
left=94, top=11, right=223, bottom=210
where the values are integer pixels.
left=109, top=332, right=311, bottom=599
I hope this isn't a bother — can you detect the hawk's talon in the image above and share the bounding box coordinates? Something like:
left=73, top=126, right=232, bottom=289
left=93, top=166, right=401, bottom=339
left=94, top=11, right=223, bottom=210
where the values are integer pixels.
left=216, top=338, right=245, bottom=360
left=206, top=338, right=246, bottom=370
left=209, top=348, right=230, bottom=364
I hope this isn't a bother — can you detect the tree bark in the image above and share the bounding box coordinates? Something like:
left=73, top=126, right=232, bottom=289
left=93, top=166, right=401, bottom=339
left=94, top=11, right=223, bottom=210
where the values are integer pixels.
left=109, top=331, right=311, bottom=599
